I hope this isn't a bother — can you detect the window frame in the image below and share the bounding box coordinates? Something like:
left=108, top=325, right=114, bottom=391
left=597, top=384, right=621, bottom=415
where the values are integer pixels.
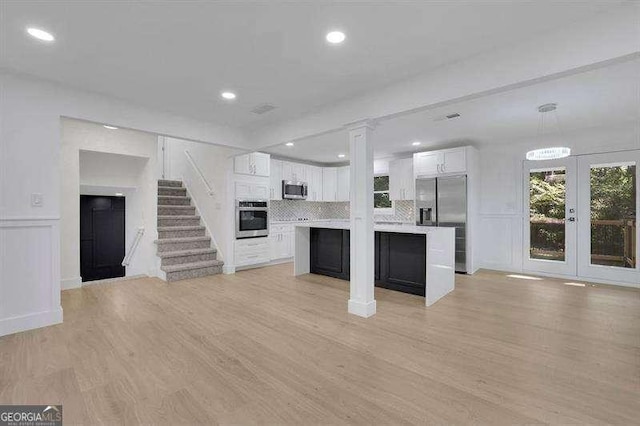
left=374, top=174, right=395, bottom=215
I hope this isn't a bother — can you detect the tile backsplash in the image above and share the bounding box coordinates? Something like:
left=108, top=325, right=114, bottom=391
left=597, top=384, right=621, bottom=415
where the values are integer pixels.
left=271, top=200, right=414, bottom=223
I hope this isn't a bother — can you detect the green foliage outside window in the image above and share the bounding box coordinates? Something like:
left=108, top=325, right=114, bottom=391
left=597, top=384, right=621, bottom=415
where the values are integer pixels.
left=374, top=176, right=392, bottom=209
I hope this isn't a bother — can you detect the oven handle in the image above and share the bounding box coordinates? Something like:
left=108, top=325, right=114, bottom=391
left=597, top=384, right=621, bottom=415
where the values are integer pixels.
left=236, top=207, right=269, bottom=211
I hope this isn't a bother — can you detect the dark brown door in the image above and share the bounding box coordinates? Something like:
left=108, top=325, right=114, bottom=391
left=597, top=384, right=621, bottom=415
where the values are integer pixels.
left=80, top=195, right=125, bottom=282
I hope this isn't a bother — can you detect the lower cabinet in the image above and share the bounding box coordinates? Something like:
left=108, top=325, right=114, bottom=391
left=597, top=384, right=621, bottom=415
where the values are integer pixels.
left=377, top=232, right=426, bottom=296
left=235, top=238, right=270, bottom=267
left=269, top=224, right=293, bottom=260
left=310, top=228, right=350, bottom=280
left=309, top=228, right=426, bottom=296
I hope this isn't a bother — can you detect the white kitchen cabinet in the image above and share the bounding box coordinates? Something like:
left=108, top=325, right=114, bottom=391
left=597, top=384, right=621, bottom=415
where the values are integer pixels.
left=322, top=167, right=338, bottom=201
left=235, top=182, right=269, bottom=200
left=306, top=165, right=323, bottom=201
left=413, top=151, right=441, bottom=177
left=336, top=166, right=350, bottom=202
left=270, top=159, right=283, bottom=200
left=235, top=237, right=270, bottom=266
left=389, top=158, right=414, bottom=200
left=269, top=224, right=293, bottom=260
left=441, top=148, right=466, bottom=174
left=413, top=147, right=466, bottom=177
left=282, top=161, right=306, bottom=182
left=234, top=152, right=270, bottom=177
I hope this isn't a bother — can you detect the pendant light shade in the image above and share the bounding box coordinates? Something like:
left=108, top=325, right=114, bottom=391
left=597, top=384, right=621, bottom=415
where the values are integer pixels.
left=526, top=147, right=571, bottom=161
left=526, top=103, right=571, bottom=160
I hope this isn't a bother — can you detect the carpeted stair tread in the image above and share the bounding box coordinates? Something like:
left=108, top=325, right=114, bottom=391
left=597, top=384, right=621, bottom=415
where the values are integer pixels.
left=157, top=215, right=201, bottom=220
left=161, top=259, right=224, bottom=273
left=157, top=204, right=195, bottom=209
left=157, top=225, right=205, bottom=232
left=157, top=248, right=217, bottom=258
left=155, top=236, right=210, bottom=244
left=158, top=179, right=183, bottom=187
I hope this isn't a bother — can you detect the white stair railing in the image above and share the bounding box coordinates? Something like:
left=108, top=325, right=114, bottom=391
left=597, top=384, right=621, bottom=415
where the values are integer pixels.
left=122, top=227, right=145, bottom=266
left=185, top=150, right=215, bottom=196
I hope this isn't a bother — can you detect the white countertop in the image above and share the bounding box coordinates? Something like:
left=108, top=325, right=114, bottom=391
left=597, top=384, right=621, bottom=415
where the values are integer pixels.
left=292, top=220, right=449, bottom=235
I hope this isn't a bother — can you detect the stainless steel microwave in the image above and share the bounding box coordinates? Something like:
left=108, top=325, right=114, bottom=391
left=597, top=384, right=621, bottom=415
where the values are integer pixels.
left=282, top=180, right=307, bottom=200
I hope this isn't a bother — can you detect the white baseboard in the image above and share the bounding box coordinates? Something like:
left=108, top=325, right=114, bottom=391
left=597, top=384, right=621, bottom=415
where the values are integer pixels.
left=229, top=258, right=293, bottom=274
left=61, top=276, right=82, bottom=290
left=0, top=307, right=63, bottom=337
left=348, top=299, right=377, bottom=318
left=479, top=267, right=640, bottom=289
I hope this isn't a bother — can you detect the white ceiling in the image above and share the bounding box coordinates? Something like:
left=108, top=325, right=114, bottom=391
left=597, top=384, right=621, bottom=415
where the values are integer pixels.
left=0, top=1, right=626, bottom=131
left=264, top=58, right=640, bottom=163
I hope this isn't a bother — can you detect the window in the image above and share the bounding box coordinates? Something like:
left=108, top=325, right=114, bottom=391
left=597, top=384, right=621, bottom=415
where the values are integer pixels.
left=374, top=175, right=394, bottom=214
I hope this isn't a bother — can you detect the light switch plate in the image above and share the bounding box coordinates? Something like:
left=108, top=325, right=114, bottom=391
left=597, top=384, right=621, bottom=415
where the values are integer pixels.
left=31, top=193, right=43, bottom=207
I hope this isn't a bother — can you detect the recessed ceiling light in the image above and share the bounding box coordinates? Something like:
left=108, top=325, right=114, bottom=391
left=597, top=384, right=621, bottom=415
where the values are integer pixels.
left=412, top=141, right=421, bottom=146
left=221, top=91, right=236, bottom=100
left=326, top=31, right=346, bottom=44
left=27, top=27, right=55, bottom=42
left=338, top=154, right=346, bottom=158
left=115, top=193, right=124, bottom=197
left=285, top=142, right=294, bottom=147
left=103, top=125, right=118, bottom=130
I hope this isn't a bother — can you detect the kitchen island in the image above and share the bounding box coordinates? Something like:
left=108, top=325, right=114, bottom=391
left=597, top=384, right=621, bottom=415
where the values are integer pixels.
left=294, top=221, right=455, bottom=306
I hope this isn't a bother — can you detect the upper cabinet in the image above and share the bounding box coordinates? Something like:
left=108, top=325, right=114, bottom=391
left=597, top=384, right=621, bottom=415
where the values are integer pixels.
left=267, top=158, right=349, bottom=202
left=413, top=147, right=466, bottom=177
left=322, top=167, right=338, bottom=201
left=234, top=152, right=270, bottom=177
left=389, top=158, right=414, bottom=200
left=336, top=166, right=350, bottom=202
left=306, top=165, right=323, bottom=201
left=282, top=161, right=306, bottom=182
left=269, top=159, right=283, bottom=200
left=235, top=181, right=269, bottom=200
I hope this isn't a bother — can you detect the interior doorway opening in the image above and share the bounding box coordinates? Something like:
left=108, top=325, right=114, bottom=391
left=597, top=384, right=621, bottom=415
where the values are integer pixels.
left=80, top=195, right=126, bottom=282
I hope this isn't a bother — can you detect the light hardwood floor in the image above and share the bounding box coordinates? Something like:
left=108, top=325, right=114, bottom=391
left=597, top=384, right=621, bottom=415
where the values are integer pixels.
left=1, top=264, right=639, bottom=424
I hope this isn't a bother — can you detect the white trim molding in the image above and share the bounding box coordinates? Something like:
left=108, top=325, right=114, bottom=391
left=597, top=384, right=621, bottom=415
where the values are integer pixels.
left=61, top=276, right=82, bottom=290
left=0, top=218, right=63, bottom=336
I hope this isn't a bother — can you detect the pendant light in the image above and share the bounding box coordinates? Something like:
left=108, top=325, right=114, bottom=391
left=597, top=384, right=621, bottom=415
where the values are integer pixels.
left=526, top=103, right=571, bottom=160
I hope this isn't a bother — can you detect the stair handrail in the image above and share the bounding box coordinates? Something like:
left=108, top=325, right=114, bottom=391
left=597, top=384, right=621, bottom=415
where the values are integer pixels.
left=122, top=227, right=145, bottom=266
left=184, top=150, right=215, bottom=196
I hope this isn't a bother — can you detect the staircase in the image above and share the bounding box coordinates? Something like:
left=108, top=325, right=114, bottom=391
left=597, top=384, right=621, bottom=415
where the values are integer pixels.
left=156, top=179, right=223, bottom=282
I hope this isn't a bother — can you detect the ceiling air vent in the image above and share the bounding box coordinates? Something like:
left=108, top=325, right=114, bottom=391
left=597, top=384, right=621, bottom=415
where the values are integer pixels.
left=251, top=103, right=278, bottom=115
left=433, top=112, right=462, bottom=121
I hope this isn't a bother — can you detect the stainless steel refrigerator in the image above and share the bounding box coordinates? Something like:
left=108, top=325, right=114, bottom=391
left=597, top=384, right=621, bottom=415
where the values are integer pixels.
left=415, top=175, right=467, bottom=273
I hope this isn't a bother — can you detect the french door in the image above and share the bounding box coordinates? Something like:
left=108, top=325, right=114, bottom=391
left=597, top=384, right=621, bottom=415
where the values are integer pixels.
left=523, top=157, right=577, bottom=276
left=524, top=150, right=639, bottom=286
left=576, top=151, right=639, bottom=284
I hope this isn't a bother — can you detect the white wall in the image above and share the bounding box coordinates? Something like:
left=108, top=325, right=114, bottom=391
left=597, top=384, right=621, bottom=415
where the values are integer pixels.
left=0, top=73, right=248, bottom=337
left=476, top=122, right=640, bottom=280
left=163, top=137, right=243, bottom=264
left=61, top=120, right=158, bottom=288
left=79, top=150, right=156, bottom=280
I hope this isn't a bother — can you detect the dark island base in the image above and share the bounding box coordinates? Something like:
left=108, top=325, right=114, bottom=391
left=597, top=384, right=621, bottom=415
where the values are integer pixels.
left=309, top=228, right=427, bottom=296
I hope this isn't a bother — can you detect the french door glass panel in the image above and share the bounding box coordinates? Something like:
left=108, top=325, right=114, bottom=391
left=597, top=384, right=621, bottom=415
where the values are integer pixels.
left=577, top=151, right=639, bottom=284
left=529, top=168, right=566, bottom=262
left=523, top=158, right=577, bottom=276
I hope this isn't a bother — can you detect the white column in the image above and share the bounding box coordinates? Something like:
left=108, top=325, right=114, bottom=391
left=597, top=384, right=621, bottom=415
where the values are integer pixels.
left=346, top=120, right=376, bottom=317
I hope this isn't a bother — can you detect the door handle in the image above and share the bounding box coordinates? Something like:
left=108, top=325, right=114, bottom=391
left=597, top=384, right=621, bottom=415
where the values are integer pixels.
left=568, top=217, right=576, bottom=222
